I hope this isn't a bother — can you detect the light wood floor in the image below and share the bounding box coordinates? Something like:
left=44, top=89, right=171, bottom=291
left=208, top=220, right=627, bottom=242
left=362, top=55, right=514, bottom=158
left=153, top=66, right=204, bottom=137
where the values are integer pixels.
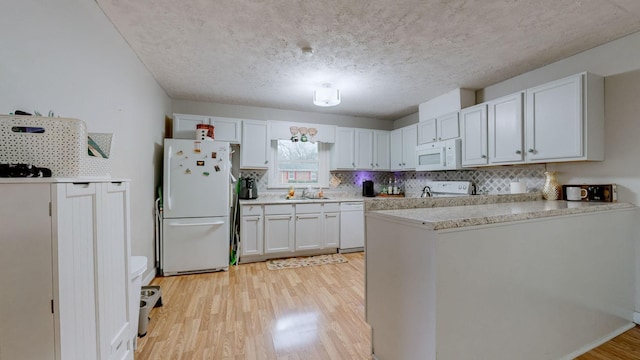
left=136, top=252, right=640, bottom=359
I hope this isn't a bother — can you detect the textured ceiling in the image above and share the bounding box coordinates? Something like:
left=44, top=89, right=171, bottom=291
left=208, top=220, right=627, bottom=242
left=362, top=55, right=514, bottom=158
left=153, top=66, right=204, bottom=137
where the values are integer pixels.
left=97, top=0, right=640, bottom=121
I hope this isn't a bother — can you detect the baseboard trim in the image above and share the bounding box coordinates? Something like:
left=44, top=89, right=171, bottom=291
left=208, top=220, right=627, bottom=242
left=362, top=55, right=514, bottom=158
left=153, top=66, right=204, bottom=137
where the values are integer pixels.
left=634, top=312, right=640, bottom=324
left=142, top=268, right=156, bottom=286
left=560, top=322, right=635, bottom=360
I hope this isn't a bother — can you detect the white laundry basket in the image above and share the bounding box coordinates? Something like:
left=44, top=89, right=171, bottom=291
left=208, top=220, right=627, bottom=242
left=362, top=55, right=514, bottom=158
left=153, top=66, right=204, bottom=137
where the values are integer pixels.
left=0, top=115, right=113, bottom=177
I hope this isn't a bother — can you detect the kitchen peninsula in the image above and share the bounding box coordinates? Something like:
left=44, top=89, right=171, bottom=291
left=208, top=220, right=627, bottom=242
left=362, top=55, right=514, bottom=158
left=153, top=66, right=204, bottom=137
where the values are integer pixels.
left=364, top=197, right=636, bottom=360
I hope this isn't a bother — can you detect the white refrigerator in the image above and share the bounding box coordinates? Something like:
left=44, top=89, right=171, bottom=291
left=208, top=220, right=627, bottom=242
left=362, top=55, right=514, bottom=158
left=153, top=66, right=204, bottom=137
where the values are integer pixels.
left=161, top=139, right=230, bottom=275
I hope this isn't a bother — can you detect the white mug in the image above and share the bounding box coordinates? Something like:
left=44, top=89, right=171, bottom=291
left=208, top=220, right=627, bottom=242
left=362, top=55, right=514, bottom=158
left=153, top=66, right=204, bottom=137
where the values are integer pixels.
left=566, top=187, right=587, bottom=201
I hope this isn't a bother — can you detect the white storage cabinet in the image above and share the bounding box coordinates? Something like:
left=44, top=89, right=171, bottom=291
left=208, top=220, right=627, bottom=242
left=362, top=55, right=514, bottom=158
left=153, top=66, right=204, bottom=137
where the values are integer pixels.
left=418, top=111, right=460, bottom=144
left=0, top=179, right=133, bottom=360
left=322, top=202, right=340, bottom=249
left=488, top=92, right=525, bottom=164
left=525, top=72, right=604, bottom=162
left=460, top=104, right=488, bottom=166
left=240, top=204, right=264, bottom=256
left=264, top=204, right=295, bottom=253
left=241, top=120, right=270, bottom=169
left=295, top=203, right=324, bottom=250
left=173, top=113, right=242, bottom=143
left=390, top=124, right=418, bottom=171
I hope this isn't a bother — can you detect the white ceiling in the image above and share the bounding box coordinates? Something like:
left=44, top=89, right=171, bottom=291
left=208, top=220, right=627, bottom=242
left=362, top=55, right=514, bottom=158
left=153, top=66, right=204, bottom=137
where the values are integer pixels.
left=97, top=0, right=640, bottom=121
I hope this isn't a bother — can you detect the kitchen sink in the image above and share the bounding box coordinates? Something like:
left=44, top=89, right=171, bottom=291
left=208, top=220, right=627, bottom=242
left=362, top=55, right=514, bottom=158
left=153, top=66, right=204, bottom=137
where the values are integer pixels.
left=286, top=197, right=330, bottom=200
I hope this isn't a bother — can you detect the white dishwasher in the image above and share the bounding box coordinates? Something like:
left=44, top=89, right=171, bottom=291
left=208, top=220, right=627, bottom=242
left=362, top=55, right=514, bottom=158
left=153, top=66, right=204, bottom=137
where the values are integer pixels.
left=339, top=202, right=365, bottom=253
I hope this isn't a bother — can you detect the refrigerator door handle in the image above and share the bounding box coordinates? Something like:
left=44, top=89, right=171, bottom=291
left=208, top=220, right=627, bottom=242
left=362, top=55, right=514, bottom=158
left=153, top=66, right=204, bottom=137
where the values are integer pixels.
left=166, top=145, right=172, bottom=211
left=168, top=221, right=225, bottom=227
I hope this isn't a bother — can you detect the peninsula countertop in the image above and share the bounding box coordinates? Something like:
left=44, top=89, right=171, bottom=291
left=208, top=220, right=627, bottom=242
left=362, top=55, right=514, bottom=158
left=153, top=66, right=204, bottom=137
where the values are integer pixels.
left=368, top=200, right=636, bottom=230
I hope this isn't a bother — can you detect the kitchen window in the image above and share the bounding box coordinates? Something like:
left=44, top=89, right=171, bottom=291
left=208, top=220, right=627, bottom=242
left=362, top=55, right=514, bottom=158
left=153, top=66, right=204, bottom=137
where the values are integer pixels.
left=268, top=140, right=329, bottom=188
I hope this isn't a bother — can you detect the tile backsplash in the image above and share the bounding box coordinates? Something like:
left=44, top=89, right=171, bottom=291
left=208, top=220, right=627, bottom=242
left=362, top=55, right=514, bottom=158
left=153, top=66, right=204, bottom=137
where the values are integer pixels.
left=240, top=165, right=546, bottom=197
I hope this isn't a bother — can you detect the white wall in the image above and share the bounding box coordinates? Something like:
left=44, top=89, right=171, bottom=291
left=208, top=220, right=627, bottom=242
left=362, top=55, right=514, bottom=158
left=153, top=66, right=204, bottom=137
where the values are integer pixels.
left=0, top=0, right=171, bottom=281
left=172, top=100, right=393, bottom=130
left=480, top=31, right=640, bottom=312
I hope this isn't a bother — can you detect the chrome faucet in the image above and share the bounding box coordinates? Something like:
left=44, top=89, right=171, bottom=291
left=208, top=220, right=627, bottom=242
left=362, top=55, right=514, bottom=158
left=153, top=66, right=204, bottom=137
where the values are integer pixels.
left=421, top=185, right=432, bottom=198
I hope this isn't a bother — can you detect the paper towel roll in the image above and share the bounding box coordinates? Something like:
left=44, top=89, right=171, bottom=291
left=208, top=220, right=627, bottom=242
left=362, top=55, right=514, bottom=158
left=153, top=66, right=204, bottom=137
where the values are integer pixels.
left=510, top=182, right=527, bottom=194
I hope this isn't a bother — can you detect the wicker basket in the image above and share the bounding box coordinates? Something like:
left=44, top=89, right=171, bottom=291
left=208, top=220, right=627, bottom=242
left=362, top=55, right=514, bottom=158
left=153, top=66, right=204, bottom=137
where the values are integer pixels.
left=0, top=115, right=113, bottom=177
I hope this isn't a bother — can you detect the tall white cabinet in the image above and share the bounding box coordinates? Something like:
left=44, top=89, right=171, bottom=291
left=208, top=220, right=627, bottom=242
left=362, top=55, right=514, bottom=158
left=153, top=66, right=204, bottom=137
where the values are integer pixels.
left=0, top=179, right=133, bottom=360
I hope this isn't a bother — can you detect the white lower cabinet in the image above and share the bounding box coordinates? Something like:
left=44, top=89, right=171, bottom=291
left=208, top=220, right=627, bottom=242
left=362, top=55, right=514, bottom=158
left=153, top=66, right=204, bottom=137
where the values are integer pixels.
left=264, top=204, right=295, bottom=253
left=240, top=205, right=264, bottom=256
left=0, top=180, right=133, bottom=360
left=240, top=201, right=342, bottom=262
left=322, top=203, right=340, bottom=249
left=295, top=203, right=323, bottom=250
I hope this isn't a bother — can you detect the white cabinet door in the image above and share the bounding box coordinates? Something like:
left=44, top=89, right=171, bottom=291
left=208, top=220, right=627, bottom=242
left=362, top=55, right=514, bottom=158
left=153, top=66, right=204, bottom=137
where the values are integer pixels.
left=0, top=184, right=56, bottom=360
left=390, top=124, right=417, bottom=171
left=173, top=113, right=207, bottom=139
left=241, top=120, right=270, bottom=169
left=55, top=182, right=100, bottom=360
left=488, top=92, right=524, bottom=164
left=332, top=127, right=356, bottom=170
left=240, top=205, right=263, bottom=257
left=355, top=129, right=374, bottom=169
left=264, top=205, right=295, bottom=253
left=418, top=118, right=437, bottom=144
left=97, top=182, right=133, bottom=360
left=526, top=74, right=583, bottom=161
left=401, top=124, right=418, bottom=170
left=210, top=117, right=241, bottom=144
left=461, top=104, right=488, bottom=166
left=295, top=213, right=323, bottom=250
left=323, top=212, right=340, bottom=249
left=437, top=112, right=460, bottom=141
left=373, top=130, right=390, bottom=171
left=390, top=128, right=403, bottom=171
left=264, top=215, right=294, bottom=253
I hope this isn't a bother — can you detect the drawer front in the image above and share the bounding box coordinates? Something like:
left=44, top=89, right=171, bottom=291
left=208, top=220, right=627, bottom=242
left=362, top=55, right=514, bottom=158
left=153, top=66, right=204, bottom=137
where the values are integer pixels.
left=323, top=202, right=340, bottom=212
left=296, top=203, right=322, bottom=214
left=241, top=204, right=263, bottom=216
left=264, top=204, right=294, bottom=215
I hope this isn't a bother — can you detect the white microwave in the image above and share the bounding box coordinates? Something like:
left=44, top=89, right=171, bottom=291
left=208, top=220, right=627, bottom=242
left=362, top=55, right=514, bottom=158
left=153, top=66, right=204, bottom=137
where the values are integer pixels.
left=415, top=138, right=463, bottom=171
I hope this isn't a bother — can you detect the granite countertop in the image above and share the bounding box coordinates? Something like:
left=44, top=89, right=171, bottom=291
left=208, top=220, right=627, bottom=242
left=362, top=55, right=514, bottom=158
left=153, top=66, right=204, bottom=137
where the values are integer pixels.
left=369, top=200, right=636, bottom=230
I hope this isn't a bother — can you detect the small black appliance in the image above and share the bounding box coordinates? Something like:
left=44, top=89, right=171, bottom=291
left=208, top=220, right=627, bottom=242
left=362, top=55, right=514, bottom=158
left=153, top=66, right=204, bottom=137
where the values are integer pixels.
left=239, top=177, right=258, bottom=199
left=362, top=180, right=375, bottom=197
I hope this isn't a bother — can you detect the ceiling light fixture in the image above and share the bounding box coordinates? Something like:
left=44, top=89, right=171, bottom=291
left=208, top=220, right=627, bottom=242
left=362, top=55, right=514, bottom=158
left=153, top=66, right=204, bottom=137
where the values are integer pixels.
left=313, top=83, right=341, bottom=107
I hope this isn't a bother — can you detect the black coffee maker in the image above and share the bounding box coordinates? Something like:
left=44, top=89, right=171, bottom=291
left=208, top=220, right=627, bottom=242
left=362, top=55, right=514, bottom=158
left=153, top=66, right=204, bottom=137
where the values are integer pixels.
left=239, top=177, right=258, bottom=199
left=362, top=180, right=375, bottom=197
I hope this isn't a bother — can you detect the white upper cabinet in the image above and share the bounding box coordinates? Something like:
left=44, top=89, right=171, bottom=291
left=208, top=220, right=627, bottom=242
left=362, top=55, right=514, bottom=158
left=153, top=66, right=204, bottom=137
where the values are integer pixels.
left=418, top=118, right=437, bottom=144
left=488, top=92, right=524, bottom=164
left=173, top=113, right=241, bottom=143
left=419, top=112, right=460, bottom=144
left=390, top=124, right=418, bottom=171
left=460, top=104, right=488, bottom=166
left=331, top=128, right=356, bottom=170
left=373, top=131, right=390, bottom=170
left=240, top=120, right=270, bottom=169
left=331, top=128, right=389, bottom=171
left=355, top=129, right=374, bottom=169
left=525, top=73, right=603, bottom=162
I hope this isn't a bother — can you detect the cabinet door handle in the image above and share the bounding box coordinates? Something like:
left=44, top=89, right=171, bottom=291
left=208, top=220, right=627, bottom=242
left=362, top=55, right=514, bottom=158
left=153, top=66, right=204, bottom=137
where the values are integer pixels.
left=375, top=163, right=379, bottom=167
left=438, top=137, right=442, bottom=140
left=402, top=162, right=406, bottom=166
left=481, top=154, right=487, bottom=158
left=352, top=163, right=355, bottom=168
left=515, top=150, right=522, bottom=154
left=432, top=138, right=436, bottom=141
left=371, top=163, right=374, bottom=167
left=264, top=160, right=269, bottom=164
left=528, top=149, right=535, bottom=153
